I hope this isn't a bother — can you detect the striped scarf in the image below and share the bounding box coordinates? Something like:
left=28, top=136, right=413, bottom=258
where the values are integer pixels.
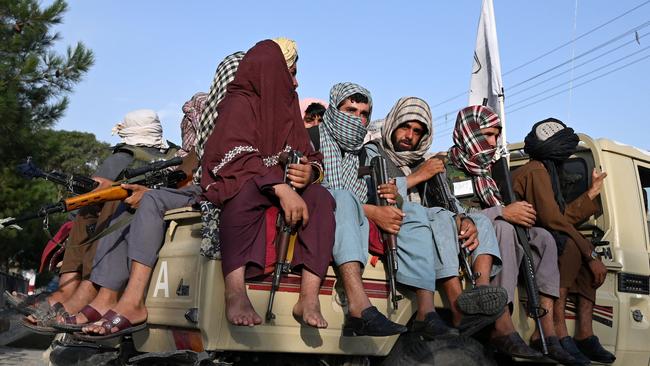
left=177, top=92, right=208, bottom=158
left=194, top=51, right=245, bottom=183
left=448, top=105, right=504, bottom=207
left=320, top=82, right=372, bottom=202
left=378, top=96, right=433, bottom=203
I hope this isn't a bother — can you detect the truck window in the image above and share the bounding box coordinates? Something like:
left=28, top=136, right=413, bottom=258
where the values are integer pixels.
left=561, top=158, right=589, bottom=203
left=638, top=166, right=650, bottom=241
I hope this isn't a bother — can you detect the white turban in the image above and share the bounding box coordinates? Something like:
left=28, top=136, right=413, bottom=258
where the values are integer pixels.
left=111, top=109, right=168, bottom=149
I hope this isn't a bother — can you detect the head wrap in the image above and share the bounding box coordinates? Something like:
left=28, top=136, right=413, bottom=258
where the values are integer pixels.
left=201, top=40, right=319, bottom=206
left=379, top=97, right=433, bottom=172
left=320, top=82, right=372, bottom=202
left=177, top=92, right=208, bottom=158
left=299, top=97, right=328, bottom=118
left=524, top=117, right=579, bottom=212
left=111, top=109, right=168, bottom=149
left=272, top=37, right=298, bottom=68
left=195, top=51, right=245, bottom=182
left=448, top=105, right=503, bottom=207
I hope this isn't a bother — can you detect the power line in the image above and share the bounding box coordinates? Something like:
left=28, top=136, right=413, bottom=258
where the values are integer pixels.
left=504, top=0, right=650, bottom=76
left=429, top=0, right=650, bottom=108
left=507, top=45, right=650, bottom=107
left=506, top=52, right=650, bottom=114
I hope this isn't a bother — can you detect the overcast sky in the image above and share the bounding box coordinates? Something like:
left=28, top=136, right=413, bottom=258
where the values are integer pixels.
left=51, top=0, right=650, bottom=152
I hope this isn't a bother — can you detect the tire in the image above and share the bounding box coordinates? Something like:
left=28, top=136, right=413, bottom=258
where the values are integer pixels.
left=382, top=333, right=495, bottom=366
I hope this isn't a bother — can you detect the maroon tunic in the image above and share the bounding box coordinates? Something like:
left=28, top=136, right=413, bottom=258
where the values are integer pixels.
left=199, top=40, right=334, bottom=278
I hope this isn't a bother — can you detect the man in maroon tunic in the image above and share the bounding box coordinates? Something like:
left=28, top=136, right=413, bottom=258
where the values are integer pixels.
left=201, top=39, right=335, bottom=328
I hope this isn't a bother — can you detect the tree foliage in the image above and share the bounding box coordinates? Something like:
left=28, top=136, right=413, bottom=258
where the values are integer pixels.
left=0, top=0, right=94, bottom=163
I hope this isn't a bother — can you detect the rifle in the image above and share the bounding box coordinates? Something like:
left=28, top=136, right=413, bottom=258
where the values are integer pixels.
left=266, top=150, right=303, bottom=322
left=360, top=156, right=403, bottom=310
left=0, top=157, right=184, bottom=230
left=421, top=159, right=479, bottom=288
left=492, top=157, right=549, bottom=355
left=17, top=158, right=99, bottom=195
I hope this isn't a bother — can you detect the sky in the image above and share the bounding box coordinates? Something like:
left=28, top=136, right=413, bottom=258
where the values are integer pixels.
left=50, top=0, right=650, bottom=153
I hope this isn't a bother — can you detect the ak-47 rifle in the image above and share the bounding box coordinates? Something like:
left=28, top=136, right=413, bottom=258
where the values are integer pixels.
left=0, top=157, right=184, bottom=230
left=266, top=150, right=303, bottom=322
left=492, top=156, right=549, bottom=355
left=17, top=158, right=99, bottom=195
left=421, top=159, right=479, bottom=288
left=360, top=156, right=403, bottom=310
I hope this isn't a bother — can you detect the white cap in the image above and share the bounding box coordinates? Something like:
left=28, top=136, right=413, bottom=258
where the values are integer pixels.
left=535, top=121, right=564, bottom=141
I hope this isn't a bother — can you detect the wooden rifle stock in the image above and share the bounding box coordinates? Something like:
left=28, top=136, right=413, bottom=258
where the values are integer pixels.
left=266, top=150, right=303, bottom=322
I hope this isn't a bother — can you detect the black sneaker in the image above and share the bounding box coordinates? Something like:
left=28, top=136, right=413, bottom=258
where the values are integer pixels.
left=343, top=306, right=407, bottom=337
left=531, top=336, right=583, bottom=365
left=574, top=335, right=616, bottom=364
left=559, top=336, right=592, bottom=365
left=410, top=311, right=458, bottom=340
left=457, top=286, right=508, bottom=316
left=492, top=332, right=544, bottom=360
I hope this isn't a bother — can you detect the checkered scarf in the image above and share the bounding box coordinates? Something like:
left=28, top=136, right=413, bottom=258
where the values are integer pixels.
left=194, top=51, right=245, bottom=183
left=448, top=105, right=504, bottom=207
left=176, top=92, right=208, bottom=158
left=320, top=82, right=372, bottom=202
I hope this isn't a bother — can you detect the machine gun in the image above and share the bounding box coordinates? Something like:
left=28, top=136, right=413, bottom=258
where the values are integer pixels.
left=421, top=159, right=479, bottom=288
left=492, top=157, right=549, bottom=355
left=17, top=158, right=99, bottom=195
left=359, top=156, right=403, bottom=310
left=0, top=157, right=184, bottom=230
left=266, top=150, right=303, bottom=322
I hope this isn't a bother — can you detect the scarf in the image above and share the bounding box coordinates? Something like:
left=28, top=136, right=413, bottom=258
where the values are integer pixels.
left=195, top=51, right=245, bottom=183
left=448, top=105, right=503, bottom=207
left=272, top=37, right=298, bottom=68
left=524, top=118, right=579, bottom=213
left=111, top=109, right=168, bottom=149
left=201, top=40, right=320, bottom=206
left=320, top=82, right=372, bottom=202
left=177, top=92, right=208, bottom=158
left=377, top=96, right=432, bottom=203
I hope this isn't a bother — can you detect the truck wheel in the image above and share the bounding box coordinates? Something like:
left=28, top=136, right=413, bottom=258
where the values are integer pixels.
left=382, top=333, right=495, bottom=366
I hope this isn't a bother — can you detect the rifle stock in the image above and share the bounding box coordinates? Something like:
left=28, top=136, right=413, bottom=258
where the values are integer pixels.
left=266, top=150, right=303, bottom=322
left=492, top=157, right=548, bottom=355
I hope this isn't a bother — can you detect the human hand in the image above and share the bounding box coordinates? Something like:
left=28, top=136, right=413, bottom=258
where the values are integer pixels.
left=458, top=217, right=479, bottom=251
left=417, top=157, right=446, bottom=181
left=286, top=156, right=313, bottom=189
left=588, top=258, right=607, bottom=288
left=377, top=179, right=399, bottom=205
left=587, top=168, right=607, bottom=200
left=502, top=201, right=536, bottom=227
left=274, top=183, right=309, bottom=227
left=369, top=205, right=405, bottom=234
left=122, top=184, right=151, bottom=208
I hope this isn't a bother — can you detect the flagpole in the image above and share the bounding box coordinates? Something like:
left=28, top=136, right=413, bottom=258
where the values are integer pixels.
left=498, top=87, right=509, bottom=165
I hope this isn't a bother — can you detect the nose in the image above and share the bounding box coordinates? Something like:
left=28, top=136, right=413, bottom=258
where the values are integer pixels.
left=357, top=113, right=368, bottom=126
left=291, top=75, right=299, bottom=89
left=487, top=136, right=497, bottom=147
left=404, top=129, right=414, bottom=139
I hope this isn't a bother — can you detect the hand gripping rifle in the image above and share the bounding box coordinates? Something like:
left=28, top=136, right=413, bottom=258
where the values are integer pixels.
left=492, top=157, right=549, bottom=355
left=360, top=156, right=403, bottom=310
left=17, top=158, right=99, bottom=195
left=0, top=157, right=184, bottom=230
left=421, top=160, right=479, bottom=288
left=266, top=150, right=303, bottom=322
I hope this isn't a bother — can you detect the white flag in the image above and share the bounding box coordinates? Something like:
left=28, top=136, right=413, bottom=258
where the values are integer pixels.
left=469, top=0, right=503, bottom=119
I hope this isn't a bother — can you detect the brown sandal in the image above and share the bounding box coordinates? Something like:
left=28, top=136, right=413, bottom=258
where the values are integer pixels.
left=74, top=310, right=147, bottom=341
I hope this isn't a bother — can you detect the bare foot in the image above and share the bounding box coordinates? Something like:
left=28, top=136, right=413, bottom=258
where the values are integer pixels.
left=293, top=298, right=328, bottom=328
left=225, top=291, right=262, bottom=327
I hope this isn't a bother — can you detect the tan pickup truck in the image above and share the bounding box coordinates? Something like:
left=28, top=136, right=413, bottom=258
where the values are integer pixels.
left=125, top=133, right=650, bottom=365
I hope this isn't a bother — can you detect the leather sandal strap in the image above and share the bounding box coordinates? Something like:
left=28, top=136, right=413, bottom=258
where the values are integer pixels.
left=100, top=310, right=133, bottom=335
left=79, top=305, right=103, bottom=322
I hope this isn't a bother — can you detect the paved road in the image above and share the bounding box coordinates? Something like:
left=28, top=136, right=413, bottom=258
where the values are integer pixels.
left=0, top=346, right=47, bottom=366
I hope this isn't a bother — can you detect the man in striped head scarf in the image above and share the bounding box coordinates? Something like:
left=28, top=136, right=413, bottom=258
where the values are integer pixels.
left=445, top=106, right=571, bottom=361
left=363, top=97, right=507, bottom=341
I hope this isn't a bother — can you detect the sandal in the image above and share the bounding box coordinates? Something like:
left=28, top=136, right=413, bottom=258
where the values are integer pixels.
left=74, top=310, right=147, bottom=341
left=4, top=290, right=52, bottom=316
left=52, top=304, right=104, bottom=332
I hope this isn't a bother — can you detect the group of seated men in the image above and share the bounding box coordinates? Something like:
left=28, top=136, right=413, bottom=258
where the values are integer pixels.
left=9, top=37, right=616, bottom=365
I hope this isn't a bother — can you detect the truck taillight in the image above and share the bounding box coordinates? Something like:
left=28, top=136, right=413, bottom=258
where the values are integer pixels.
left=618, top=272, right=650, bottom=295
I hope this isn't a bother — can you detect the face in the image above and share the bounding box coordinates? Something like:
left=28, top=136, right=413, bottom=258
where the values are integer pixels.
left=479, top=127, right=501, bottom=148
left=288, top=63, right=298, bottom=89
left=391, top=121, right=426, bottom=152
left=303, top=113, right=323, bottom=128
left=337, top=98, right=371, bottom=126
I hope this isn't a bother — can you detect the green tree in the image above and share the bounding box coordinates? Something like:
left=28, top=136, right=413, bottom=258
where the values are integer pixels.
left=0, top=0, right=94, bottom=164
left=0, top=130, right=110, bottom=273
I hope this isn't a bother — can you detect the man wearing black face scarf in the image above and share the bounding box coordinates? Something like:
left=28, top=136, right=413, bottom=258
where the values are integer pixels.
left=512, top=118, right=614, bottom=365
